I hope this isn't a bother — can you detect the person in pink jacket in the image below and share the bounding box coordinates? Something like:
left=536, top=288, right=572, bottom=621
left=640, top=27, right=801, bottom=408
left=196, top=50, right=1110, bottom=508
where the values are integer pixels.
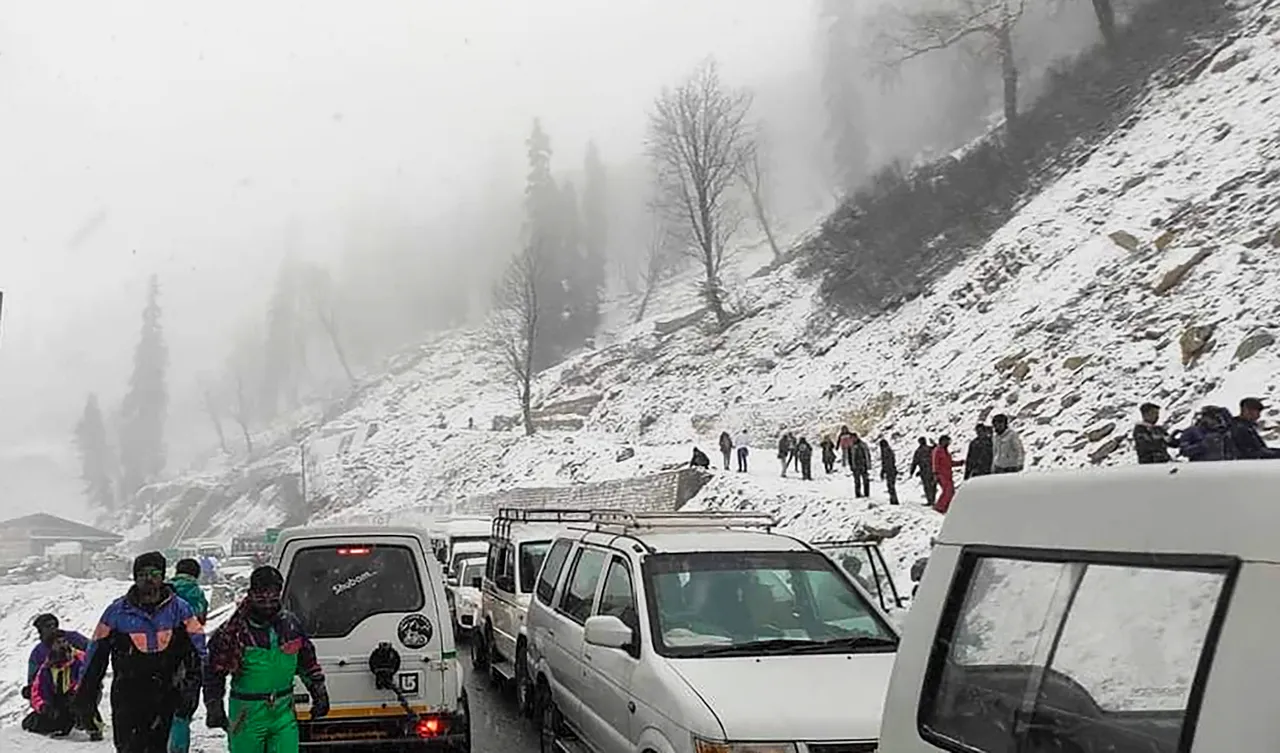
left=22, top=636, right=87, bottom=737
left=931, top=435, right=964, bottom=514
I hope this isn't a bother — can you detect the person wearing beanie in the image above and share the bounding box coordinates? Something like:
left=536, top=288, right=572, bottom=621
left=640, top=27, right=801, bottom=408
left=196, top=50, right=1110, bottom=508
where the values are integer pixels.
left=73, top=551, right=207, bottom=752
left=169, top=558, right=210, bottom=624
left=24, top=614, right=89, bottom=700
left=22, top=635, right=88, bottom=738
left=205, top=565, right=328, bottom=752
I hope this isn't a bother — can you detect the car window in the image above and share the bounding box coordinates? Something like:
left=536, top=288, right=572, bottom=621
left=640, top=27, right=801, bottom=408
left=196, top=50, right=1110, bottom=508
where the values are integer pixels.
left=283, top=544, right=424, bottom=640
left=920, top=553, right=1232, bottom=753
left=519, top=541, right=551, bottom=594
left=596, top=557, right=639, bottom=635
left=558, top=548, right=607, bottom=625
left=495, top=543, right=516, bottom=593
left=536, top=540, right=573, bottom=605
left=460, top=560, right=485, bottom=587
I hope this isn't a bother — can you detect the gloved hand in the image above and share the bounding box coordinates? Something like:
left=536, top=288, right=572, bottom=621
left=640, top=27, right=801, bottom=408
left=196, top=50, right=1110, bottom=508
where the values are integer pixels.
left=205, top=700, right=229, bottom=730
left=309, top=688, right=330, bottom=719
left=167, top=716, right=191, bottom=753
left=20, top=685, right=30, bottom=700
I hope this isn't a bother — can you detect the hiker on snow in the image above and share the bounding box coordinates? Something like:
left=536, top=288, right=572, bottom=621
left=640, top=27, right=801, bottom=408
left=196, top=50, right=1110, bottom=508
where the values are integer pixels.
left=909, top=437, right=938, bottom=507
left=964, top=424, right=993, bottom=479
left=1233, top=397, right=1280, bottom=460
left=777, top=432, right=796, bottom=477
left=205, top=566, right=329, bottom=753
left=878, top=438, right=899, bottom=505
left=1133, top=402, right=1178, bottom=464
left=819, top=435, right=837, bottom=474
left=991, top=414, right=1026, bottom=473
left=74, top=551, right=206, bottom=753
left=25, top=613, right=89, bottom=700
left=850, top=433, right=872, bottom=498
left=795, top=437, right=814, bottom=480
left=170, top=558, right=210, bottom=624
left=736, top=431, right=750, bottom=472
left=932, top=435, right=964, bottom=514
left=718, top=431, right=734, bottom=470
left=1179, top=406, right=1238, bottom=461
left=22, top=635, right=87, bottom=737
left=837, top=426, right=855, bottom=469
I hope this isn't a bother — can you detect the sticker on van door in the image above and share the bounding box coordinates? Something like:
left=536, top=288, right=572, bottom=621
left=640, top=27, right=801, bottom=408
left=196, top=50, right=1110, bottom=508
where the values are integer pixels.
left=397, top=672, right=420, bottom=696
left=397, top=614, right=433, bottom=649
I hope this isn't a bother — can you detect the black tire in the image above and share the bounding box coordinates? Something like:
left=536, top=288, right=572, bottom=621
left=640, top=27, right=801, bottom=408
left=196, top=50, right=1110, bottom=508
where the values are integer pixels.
left=471, top=629, right=488, bottom=671
left=485, top=627, right=501, bottom=687
left=515, top=641, right=533, bottom=718
left=537, top=682, right=560, bottom=753
left=454, top=692, right=472, bottom=753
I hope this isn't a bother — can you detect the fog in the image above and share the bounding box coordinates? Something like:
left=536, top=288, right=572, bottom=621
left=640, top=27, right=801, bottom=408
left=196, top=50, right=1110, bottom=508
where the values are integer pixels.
left=0, top=0, right=1112, bottom=520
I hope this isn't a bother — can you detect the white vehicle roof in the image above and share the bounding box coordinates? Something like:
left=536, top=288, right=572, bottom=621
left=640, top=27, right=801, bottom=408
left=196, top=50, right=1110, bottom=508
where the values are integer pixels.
left=553, top=510, right=801, bottom=555
left=451, top=539, right=489, bottom=553
left=502, top=521, right=574, bottom=543
left=273, top=524, right=431, bottom=548
left=941, top=462, right=1280, bottom=561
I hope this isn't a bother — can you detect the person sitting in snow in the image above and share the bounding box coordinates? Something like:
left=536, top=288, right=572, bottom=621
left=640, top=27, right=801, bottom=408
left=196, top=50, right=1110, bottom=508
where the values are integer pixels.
left=169, top=558, right=210, bottom=624
left=22, top=635, right=87, bottom=737
left=690, top=446, right=711, bottom=469
left=24, top=613, right=89, bottom=703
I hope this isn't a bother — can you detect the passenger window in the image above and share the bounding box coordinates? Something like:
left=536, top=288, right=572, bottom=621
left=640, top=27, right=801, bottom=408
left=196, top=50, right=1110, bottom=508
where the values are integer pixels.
left=496, top=543, right=516, bottom=593
left=485, top=542, right=498, bottom=581
left=921, top=553, right=1232, bottom=753
left=596, top=558, right=639, bottom=637
left=558, top=548, right=607, bottom=625
left=536, top=540, right=573, bottom=605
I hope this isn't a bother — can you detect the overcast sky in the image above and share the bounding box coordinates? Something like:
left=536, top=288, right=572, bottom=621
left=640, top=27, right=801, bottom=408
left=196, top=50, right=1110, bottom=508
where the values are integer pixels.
left=0, top=0, right=819, bottom=518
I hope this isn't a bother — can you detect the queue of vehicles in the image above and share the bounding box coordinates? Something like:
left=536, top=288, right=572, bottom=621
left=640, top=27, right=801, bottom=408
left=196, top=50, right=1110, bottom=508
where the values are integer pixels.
left=247, top=461, right=1255, bottom=753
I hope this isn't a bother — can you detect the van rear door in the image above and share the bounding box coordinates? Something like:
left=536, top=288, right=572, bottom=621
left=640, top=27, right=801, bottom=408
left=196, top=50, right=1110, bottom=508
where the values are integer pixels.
left=280, top=535, right=448, bottom=715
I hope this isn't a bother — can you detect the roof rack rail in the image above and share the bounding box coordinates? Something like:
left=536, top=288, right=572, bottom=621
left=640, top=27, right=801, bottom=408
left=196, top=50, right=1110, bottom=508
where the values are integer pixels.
left=576, top=510, right=778, bottom=533
left=492, top=508, right=599, bottom=541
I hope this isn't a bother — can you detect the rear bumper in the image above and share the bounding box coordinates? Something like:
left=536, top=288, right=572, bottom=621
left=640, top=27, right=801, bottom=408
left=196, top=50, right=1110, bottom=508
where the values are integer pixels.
left=299, top=712, right=467, bottom=748
left=300, top=732, right=468, bottom=748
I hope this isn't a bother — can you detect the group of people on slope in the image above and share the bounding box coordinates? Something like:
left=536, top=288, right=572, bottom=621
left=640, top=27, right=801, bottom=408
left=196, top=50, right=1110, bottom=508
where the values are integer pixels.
left=19, top=551, right=329, bottom=753
left=1134, top=397, right=1280, bottom=464
left=909, top=413, right=1027, bottom=514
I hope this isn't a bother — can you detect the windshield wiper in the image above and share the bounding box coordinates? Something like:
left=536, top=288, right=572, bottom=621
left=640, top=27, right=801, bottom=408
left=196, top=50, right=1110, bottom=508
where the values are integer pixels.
left=786, top=635, right=899, bottom=653
left=681, top=635, right=896, bottom=657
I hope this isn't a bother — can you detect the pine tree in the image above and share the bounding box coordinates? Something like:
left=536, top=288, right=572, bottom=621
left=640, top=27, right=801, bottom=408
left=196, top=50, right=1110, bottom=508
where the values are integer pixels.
left=559, top=179, right=597, bottom=344
left=74, top=394, right=115, bottom=512
left=119, top=275, right=168, bottom=499
left=523, top=119, right=564, bottom=370
left=820, top=0, right=870, bottom=192
left=581, top=142, right=609, bottom=318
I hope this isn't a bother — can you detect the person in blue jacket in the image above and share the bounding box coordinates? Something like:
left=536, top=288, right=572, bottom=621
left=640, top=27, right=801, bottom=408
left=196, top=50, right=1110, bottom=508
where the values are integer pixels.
left=24, top=613, right=89, bottom=699
left=73, top=551, right=208, bottom=753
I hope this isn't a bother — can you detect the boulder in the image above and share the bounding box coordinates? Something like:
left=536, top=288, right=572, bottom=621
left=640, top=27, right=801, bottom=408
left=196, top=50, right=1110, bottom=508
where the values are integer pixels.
left=1085, top=422, right=1116, bottom=442
left=1153, top=231, right=1177, bottom=251
left=1234, top=331, right=1276, bottom=362
left=1179, top=324, right=1216, bottom=366
left=1063, top=355, right=1090, bottom=370
left=1011, top=361, right=1032, bottom=380
left=1089, top=436, right=1124, bottom=464
left=854, top=522, right=903, bottom=541
left=1108, top=230, right=1142, bottom=251
left=994, top=350, right=1030, bottom=373
left=615, top=447, right=636, bottom=462
left=1153, top=248, right=1213, bottom=295
left=1061, top=394, right=1082, bottom=410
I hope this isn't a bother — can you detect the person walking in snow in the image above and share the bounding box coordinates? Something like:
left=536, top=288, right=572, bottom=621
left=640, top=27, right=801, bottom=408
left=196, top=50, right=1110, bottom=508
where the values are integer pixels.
left=837, top=426, right=855, bottom=470
left=718, top=431, right=734, bottom=470
left=736, top=431, right=750, bottom=472
left=932, top=435, right=964, bottom=514
left=795, top=437, right=814, bottom=480
left=991, top=414, right=1026, bottom=473
left=819, top=435, right=837, bottom=474
left=1133, top=403, right=1178, bottom=464
left=850, top=433, right=872, bottom=498
left=73, top=551, right=207, bottom=753
left=964, top=424, right=994, bottom=479
left=777, top=432, right=796, bottom=478
left=22, top=635, right=87, bottom=737
left=170, top=558, right=209, bottom=624
left=204, top=566, right=329, bottom=753
left=1233, top=397, right=1280, bottom=460
left=909, top=437, right=938, bottom=507
left=878, top=438, right=899, bottom=504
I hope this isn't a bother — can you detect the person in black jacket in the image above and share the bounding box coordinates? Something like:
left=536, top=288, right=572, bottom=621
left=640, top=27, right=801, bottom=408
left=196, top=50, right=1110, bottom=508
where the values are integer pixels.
left=1233, top=397, right=1280, bottom=459
left=795, top=437, right=814, bottom=480
left=850, top=434, right=872, bottom=498
left=909, top=437, right=938, bottom=507
left=1133, top=403, right=1178, bottom=464
left=819, top=436, right=837, bottom=474
left=878, top=438, right=899, bottom=504
left=964, top=424, right=994, bottom=479
left=717, top=432, right=734, bottom=470
left=690, top=446, right=711, bottom=469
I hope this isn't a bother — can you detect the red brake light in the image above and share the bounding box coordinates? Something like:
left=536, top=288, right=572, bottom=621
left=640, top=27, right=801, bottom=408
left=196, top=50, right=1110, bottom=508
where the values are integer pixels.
left=337, top=547, right=372, bottom=556
left=415, top=716, right=446, bottom=738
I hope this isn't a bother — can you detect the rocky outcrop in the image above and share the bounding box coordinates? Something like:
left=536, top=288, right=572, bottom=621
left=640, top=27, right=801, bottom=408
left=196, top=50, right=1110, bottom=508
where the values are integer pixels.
left=1234, top=331, right=1275, bottom=362
left=1179, top=324, right=1216, bottom=366
left=1108, top=230, right=1142, bottom=251
left=1153, top=248, right=1213, bottom=295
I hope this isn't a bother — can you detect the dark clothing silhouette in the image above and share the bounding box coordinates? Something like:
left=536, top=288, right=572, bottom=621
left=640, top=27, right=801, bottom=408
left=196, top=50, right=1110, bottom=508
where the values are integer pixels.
left=964, top=434, right=993, bottom=479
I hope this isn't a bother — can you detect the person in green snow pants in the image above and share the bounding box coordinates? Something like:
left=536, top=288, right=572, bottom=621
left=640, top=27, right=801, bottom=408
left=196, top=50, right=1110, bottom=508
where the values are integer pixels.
left=203, top=566, right=329, bottom=752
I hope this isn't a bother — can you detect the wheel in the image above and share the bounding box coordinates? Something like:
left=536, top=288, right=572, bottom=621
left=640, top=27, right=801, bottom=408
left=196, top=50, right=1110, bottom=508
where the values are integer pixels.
left=537, top=682, right=561, bottom=753
left=454, top=692, right=472, bottom=753
left=471, top=629, right=488, bottom=671
left=485, top=627, right=501, bottom=687
left=515, top=641, right=534, bottom=718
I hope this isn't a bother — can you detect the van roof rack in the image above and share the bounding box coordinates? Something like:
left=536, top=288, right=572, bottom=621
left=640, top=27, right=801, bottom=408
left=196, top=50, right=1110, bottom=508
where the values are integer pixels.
left=492, top=508, right=599, bottom=541
left=575, top=510, right=778, bottom=534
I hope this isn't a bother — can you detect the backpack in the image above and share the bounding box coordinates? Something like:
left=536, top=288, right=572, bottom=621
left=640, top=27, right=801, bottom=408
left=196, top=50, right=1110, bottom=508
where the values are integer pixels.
left=1178, top=407, right=1237, bottom=461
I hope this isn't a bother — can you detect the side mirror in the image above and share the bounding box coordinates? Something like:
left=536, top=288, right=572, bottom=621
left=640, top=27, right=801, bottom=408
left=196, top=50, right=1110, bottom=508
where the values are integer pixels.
left=446, top=577, right=459, bottom=588
left=469, top=577, right=483, bottom=589
left=584, top=615, right=633, bottom=650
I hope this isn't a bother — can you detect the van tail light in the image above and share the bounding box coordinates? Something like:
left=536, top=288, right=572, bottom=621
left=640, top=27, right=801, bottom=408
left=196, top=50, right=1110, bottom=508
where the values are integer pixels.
left=415, top=715, right=447, bottom=738
left=337, top=547, right=371, bottom=556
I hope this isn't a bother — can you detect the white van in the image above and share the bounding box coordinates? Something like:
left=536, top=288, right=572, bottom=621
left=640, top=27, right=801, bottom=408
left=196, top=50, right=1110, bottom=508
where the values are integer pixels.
left=430, top=517, right=492, bottom=576
left=274, top=525, right=470, bottom=751
left=880, top=463, right=1264, bottom=753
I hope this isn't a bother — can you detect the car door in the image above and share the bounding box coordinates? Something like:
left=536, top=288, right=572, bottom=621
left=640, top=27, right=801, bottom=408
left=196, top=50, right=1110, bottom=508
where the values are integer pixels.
left=493, top=541, right=519, bottom=659
left=549, top=546, right=608, bottom=735
left=580, top=555, right=642, bottom=753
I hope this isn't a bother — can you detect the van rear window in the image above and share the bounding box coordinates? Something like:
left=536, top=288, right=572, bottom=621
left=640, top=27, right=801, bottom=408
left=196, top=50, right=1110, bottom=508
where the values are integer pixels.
left=284, top=544, right=424, bottom=639
left=920, top=550, right=1234, bottom=753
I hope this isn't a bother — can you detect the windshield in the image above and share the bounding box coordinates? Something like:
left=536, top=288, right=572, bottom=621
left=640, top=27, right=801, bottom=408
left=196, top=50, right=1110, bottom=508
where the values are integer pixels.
left=643, top=550, right=897, bottom=657
left=283, top=544, right=425, bottom=639
left=459, top=560, right=486, bottom=587
left=519, top=541, right=551, bottom=593
left=450, top=543, right=488, bottom=575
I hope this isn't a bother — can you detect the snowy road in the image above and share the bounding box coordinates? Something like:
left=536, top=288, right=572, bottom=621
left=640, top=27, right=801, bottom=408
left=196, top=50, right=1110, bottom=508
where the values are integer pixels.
left=0, top=651, right=539, bottom=753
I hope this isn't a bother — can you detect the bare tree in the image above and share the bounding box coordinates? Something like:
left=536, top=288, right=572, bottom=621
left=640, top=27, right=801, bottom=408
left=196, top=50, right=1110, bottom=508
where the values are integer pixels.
left=303, top=265, right=357, bottom=387
left=736, top=130, right=782, bottom=259
left=198, top=380, right=230, bottom=455
left=877, top=0, right=1028, bottom=142
left=227, top=370, right=255, bottom=455
left=1089, top=0, right=1115, bottom=48
left=488, top=245, right=541, bottom=436
left=634, top=216, right=675, bottom=323
left=224, top=338, right=259, bottom=455
left=647, top=59, right=754, bottom=328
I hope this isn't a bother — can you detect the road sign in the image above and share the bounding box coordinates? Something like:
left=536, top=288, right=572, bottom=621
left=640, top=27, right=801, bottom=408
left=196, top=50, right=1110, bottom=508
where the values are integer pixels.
left=265, top=528, right=282, bottom=544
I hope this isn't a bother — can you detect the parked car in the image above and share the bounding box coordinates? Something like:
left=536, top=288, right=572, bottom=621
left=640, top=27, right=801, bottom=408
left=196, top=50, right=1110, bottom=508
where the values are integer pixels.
left=218, top=555, right=257, bottom=585
left=526, top=510, right=899, bottom=753
left=274, top=524, right=470, bottom=751
left=447, top=555, right=486, bottom=638
left=880, top=464, right=1258, bottom=753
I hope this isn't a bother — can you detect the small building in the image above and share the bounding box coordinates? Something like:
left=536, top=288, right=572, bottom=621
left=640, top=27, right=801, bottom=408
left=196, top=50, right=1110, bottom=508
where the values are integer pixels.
left=0, top=513, right=124, bottom=567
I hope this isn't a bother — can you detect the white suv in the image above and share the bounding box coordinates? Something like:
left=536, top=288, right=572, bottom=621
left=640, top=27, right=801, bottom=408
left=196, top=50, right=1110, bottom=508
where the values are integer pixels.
left=474, top=508, right=592, bottom=716
left=525, top=510, right=899, bottom=753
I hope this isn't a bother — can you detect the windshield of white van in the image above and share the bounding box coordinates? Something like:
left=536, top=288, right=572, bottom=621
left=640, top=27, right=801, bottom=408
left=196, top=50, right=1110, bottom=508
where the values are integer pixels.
left=644, top=551, right=897, bottom=658
left=519, top=541, right=551, bottom=593
left=459, top=559, right=486, bottom=588
left=284, top=544, right=425, bottom=639
left=920, top=552, right=1233, bottom=753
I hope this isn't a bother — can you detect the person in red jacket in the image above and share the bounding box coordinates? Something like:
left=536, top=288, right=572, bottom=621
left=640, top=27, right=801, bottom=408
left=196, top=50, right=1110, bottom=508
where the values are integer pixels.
left=932, top=435, right=964, bottom=514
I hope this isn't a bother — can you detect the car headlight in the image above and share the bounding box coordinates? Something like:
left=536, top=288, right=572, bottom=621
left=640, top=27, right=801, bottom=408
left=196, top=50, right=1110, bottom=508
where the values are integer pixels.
left=694, top=738, right=797, bottom=753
